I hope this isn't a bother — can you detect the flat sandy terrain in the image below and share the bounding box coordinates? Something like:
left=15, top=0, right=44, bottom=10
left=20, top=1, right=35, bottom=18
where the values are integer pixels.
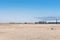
left=0, top=24, right=60, bottom=40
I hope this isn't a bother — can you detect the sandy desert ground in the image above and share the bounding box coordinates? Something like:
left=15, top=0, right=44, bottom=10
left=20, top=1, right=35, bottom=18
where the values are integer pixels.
left=0, top=24, right=60, bottom=40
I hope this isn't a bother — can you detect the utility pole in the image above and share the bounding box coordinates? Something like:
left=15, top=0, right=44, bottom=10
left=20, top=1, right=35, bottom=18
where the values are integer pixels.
left=56, top=19, right=58, bottom=24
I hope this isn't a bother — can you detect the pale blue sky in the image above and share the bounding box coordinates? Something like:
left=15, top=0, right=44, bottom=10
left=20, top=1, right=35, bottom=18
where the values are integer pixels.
left=0, top=0, right=60, bottom=22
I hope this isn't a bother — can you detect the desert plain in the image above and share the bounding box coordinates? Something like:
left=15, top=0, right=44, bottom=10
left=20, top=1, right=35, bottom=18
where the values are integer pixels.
left=0, top=24, right=60, bottom=40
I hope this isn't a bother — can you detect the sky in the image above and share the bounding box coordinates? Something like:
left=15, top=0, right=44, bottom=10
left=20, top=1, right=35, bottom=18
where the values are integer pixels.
left=0, top=0, right=60, bottom=22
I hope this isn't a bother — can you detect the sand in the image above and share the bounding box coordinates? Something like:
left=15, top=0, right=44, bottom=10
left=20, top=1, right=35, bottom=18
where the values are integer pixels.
left=0, top=24, right=60, bottom=40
